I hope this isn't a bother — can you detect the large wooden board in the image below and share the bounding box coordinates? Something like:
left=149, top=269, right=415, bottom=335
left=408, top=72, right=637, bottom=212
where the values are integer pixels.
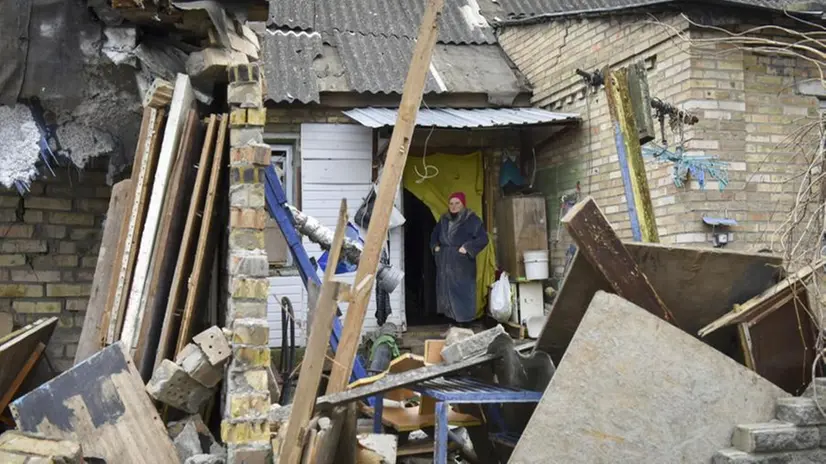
left=103, top=107, right=166, bottom=344
left=10, top=343, right=179, bottom=464
left=175, top=114, right=228, bottom=356
left=0, top=318, right=57, bottom=405
left=75, top=180, right=132, bottom=365
left=155, top=114, right=219, bottom=370
left=133, top=110, right=203, bottom=378
left=535, top=242, right=783, bottom=364
left=511, top=292, right=787, bottom=464
left=496, top=196, right=548, bottom=278
left=122, top=74, right=196, bottom=350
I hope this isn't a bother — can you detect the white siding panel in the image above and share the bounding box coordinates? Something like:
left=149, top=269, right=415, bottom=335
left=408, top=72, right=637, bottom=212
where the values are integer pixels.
left=268, top=123, right=405, bottom=348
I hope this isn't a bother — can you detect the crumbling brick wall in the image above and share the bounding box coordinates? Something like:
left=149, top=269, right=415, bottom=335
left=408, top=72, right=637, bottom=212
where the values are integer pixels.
left=498, top=11, right=820, bottom=277
left=0, top=162, right=110, bottom=371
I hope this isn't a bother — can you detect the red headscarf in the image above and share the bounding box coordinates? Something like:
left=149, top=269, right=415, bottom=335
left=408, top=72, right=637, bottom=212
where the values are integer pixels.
left=449, top=192, right=466, bottom=207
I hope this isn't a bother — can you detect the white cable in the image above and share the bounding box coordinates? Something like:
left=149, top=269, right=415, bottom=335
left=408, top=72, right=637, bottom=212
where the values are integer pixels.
left=414, top=124, right=439, bottom=183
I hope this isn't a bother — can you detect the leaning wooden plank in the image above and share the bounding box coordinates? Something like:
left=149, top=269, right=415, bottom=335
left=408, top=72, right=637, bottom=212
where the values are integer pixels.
left=103, top=107, right=167, bottom=344
left=175, top=114, right=228, bottom=356
left=0, top=317, right=57, bottom=405
left=133, top=110, right=203, bottom=378
left=281, top=200, right=350, bottom=464
left=155, top=115, right=219, bottom=370
left=75, top=179, right=132, bottom=365
left=327, top=0, right=446, bottom=395
left=122, top=73, right=196, bottom=351
left=561, top=197, right=675, bottom=323
left=143, top=78, right=174, bottom=109
left=0, top=342, right=44, bottom=414
left=10, top=343, right=179, bottom=464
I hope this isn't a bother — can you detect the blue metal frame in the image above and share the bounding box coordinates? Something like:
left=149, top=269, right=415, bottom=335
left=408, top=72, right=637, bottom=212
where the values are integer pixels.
left=613, top=123, right=642, bottom=241
left=264, top=166, right=370, bottom=390
left=410, top=378, right=544, bottom=403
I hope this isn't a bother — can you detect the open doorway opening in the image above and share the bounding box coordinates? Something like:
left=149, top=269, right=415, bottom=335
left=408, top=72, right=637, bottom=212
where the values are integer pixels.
left=403, top=188, right=451, bottom=326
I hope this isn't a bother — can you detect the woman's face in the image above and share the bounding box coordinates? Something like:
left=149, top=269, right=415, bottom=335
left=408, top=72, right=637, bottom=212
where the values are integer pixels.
left=448, top=198, right=464, bottom=214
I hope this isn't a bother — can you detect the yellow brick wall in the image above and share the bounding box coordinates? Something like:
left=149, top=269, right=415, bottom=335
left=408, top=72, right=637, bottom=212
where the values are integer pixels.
left=0, top=164, right=111, bottom=370
left=498, top=14, right=820, bottom=276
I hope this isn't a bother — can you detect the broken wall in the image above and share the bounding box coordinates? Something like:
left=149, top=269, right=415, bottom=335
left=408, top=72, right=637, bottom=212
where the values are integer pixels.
left=0, top=162, right=111, bottom=371
left=498, top=10, right=821, bottom=276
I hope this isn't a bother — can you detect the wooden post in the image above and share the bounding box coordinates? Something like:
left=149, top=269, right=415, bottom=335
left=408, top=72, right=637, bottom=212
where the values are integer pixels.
left=562, top=197, right=674, bottom=323
left=605, top=66, right=658, bottom=243
left=326, top=0, right=446, bottom=394
left=280, top=200, right=349, bottom=464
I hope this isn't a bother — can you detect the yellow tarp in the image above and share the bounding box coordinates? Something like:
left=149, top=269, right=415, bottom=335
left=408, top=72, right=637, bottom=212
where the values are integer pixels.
left=403, top=151, right=495, bottom=317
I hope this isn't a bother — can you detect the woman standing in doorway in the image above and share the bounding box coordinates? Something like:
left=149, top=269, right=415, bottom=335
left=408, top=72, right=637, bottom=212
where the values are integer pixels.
left=430, top=192, right=489, bottom=326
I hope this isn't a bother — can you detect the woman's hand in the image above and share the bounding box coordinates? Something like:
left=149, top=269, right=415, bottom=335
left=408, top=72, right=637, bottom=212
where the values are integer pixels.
left=458, top=246, right=467, bottom=255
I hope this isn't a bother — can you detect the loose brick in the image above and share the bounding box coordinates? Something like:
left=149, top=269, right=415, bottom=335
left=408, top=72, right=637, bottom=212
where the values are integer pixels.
left=48, top=212, right=95, bottom=226
left=776, top=397, right=826, bottom=426
left=227, top=81, right=263, bottom=108
left=25, top=197, right=72, bottom=211
left=147, top=360, right=216, bottom=414
left=227, top=444, right=272, bottom=464
left=46, top=283, right=91, bottom=297
left=1, top=240, right=47, bottom=253
left=0, top=285, right=44, bottom=298
left=732, top=422, right=819, bottom=453
left=12, top=300, right=61, bottom=313
left=0, top=224, right=34, bottom=238
left=0, top=254, right=26, bottom=266
left=193, top=326, right=232, bottom=366
left=0, top=430, right=83, bottom=462
left=176, top=344, right=224, bottom=388
left=10, top=270, right=62, bottom=283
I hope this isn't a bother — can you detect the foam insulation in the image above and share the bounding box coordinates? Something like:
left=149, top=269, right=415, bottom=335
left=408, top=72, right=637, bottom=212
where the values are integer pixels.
left=0, top=105, right=42, bottom=189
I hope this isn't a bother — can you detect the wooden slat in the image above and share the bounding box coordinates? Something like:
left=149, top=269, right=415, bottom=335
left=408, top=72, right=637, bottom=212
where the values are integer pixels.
left=133, top=110, right=203, bottom=378
left=175, top=114, right=228, bottom=356
left=103, top=107, right=167, bottom=344
left=75, top=179, right=132, bottom=364
left=281, top=200, right=349, bottom=464
left=327, top=0, right=446, bottom=395
left=0, top=342, right=44, bottom=414
left=561, top=197, right=674, bottom=322
left=122, top=74, right=196, bottom=350
left=0, top=318, right=57, bottom=402
left=155, top=115, right=219, bottom=370
left=10, top=343, right=179, bottom=464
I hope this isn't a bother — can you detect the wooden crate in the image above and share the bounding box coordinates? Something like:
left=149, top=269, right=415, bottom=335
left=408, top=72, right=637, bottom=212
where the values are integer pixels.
left=496, top=196, right=548, bottom=278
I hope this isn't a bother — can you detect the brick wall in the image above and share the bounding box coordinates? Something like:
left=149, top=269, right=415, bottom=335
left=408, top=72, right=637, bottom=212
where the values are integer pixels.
left=498, top=12, right=820, bottom=276
left=0, top=163, right=110, bottom=371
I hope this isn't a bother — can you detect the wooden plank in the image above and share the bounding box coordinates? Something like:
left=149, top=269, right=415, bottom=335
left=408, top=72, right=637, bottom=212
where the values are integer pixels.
left=10, top=343, right=179, bottom=464
left=0, top=312, right=11, bottom=338
left=133, top=110, right=203, bottom=378
left=605, top=67, right=658, bottom=242
left=155, top=115, right=219, bottom=370
left=281, top=200, right=350, bottom=464
left=0, top=318, right=57, bottom=402
left=327, top=0, right=446, bottom=395
left=497, top=196, right=548, bottom=278
left=561, top=197, right=674, bottom=322
left=122, top=73, right=196, bottom=350
left=75, top=179, right=132, bottom=365
left=0, top=342, right=44, bottom=414
left=103, top=107, right=167, bottom=344
left=175, top=114, right=228, bottom=356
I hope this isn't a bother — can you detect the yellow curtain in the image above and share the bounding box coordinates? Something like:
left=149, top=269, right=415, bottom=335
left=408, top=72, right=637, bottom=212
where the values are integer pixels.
left=403, top=151, right=495, bottom=317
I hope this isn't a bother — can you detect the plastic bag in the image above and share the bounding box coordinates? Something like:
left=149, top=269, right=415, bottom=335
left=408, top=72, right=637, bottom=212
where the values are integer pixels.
left=318, top=223, right=363, bottom=274
left=489, top=272, right=512, bottom=323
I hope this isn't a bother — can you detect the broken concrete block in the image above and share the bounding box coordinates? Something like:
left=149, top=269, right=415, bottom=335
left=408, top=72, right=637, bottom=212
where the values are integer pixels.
left=803, top=377, right=826, bottom=400
left=731, top=422, right=819, bottom=453
left=185, top=454, right=226, bottom=464
left=443, top=327, right=474, bottom=347
left=227, top=81, right=263, bottom=108
left=186, top=48, right=249, bottom=80
left=440, top=325, right=506, bottom=364
left=193, top=326, right=232, bottom=366
left=712, top=448, right=826, bottom=463
left=173, top=420, right=203, bottom=463
left=357, top=434, right=397, bottom=464
left=775, top=397, right=826, bottom=426
left=176, top=343, right=224, bottom=388
left=509, top=291, right=789, bottom=464
left=0, top=431, right=82, bottom=463
left=147, top=359, right=215, bottom=413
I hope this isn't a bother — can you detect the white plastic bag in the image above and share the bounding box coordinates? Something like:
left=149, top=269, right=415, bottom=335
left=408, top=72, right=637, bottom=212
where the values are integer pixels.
left=489, top=272, right=512, bottom=323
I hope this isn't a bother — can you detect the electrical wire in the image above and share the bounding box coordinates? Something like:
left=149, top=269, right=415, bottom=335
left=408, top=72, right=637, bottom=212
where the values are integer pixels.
left=414, top=124, right=439, bottom=183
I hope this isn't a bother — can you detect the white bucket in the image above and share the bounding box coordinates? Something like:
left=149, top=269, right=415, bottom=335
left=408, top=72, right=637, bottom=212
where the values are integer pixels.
left=523, top=250, right=550, bottom=281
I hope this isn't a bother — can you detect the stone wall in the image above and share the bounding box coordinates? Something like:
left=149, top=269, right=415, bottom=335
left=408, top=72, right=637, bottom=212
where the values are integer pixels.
left=0, top=162, right=110, bottom=371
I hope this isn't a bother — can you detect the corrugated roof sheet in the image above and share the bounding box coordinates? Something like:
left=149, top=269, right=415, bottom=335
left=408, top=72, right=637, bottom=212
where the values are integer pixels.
left=268, top=0, right=496, bottom=45
left=261, top=31, right=322, bottom=104
left=342, top=107, right=580, bottom=128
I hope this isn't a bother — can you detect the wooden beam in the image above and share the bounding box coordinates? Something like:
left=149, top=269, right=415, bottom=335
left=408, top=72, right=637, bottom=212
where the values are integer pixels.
left=280, top=200, right=349, bottom=464
left=75, top=179, right=132, bottom=364
left=605, top=66, right=658, bottom=243
left=561, top=197, right=674, bottom=323
left=326, top=0, right=446, bottom=395
left=0, top=342, right=44, bottom=414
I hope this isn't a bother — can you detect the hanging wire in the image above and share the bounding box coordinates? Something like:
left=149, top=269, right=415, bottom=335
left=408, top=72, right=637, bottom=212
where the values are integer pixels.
left=414, top=124, right=439, bottom=183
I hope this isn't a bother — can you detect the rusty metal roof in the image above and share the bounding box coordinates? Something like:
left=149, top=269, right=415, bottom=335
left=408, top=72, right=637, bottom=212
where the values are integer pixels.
left=342, top=107, right=580, bottom=128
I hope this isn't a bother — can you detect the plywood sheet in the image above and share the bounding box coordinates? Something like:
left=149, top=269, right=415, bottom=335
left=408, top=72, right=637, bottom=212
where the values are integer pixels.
left=511, top=291, right=788, bottom=464
left=75, top=179, right=132, bottom=364
left=536, top=243, right=782, bottom=364
left=497, top=196, right=547, bottom=278
left=0, top=318, right=57, bottom=400
left=10, top=343, right=178, bottom=464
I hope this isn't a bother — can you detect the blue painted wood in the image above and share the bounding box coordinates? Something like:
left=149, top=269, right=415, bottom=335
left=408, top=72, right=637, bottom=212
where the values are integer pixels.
left=613, top=123, right=642, bottom=241
left=434, top=402, right=449, bottom=464
left=373, top=393, right=384, bottom=433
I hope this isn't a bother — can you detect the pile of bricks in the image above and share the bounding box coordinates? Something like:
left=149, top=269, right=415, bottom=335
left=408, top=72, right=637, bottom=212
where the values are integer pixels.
left=0, top=430, right=83, bottom=463
left=714, top=378, right=826, bottom=463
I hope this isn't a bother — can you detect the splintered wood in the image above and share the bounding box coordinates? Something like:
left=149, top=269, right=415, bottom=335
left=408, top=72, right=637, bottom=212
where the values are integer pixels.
left=143, top=78, right=174, bottom=109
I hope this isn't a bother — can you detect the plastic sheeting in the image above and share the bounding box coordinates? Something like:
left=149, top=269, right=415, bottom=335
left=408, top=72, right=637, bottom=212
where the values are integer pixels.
left=403, top=151, right=495, bottom=317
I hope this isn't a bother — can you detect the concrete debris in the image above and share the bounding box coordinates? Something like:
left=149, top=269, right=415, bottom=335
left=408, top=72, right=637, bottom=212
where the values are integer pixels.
left=0, top=104, right=41, bottom=189
left=0, top=430, right=82, bottom=463
left=440, top=324, right=506, bottom=364
left=176, top=343, right=224, bottom=388
left=55, top=122, right=117, bottom=168
left=193, top=326, right=232, bottom=366
left=168, top=415, right=224, bottom=458
left=443, top=327, right=474, bottom=347
left=186, top=48, right=249, bottom=80
left=146, top=359, right=216, bottom=413
left=510, top=291, right=789, bottom=464
left=185, top=454, right=226, bottom=464
left=173, top=420, right=204, bottom=463
left=102, top=26, right=138, bottom=66
left=731, top=422, right=819, bottom=453
left=357, top=434, right=398, bottom=464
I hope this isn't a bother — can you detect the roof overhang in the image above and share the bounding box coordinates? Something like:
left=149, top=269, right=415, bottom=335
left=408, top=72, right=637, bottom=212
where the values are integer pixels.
left=342, top=107, right=580, bottom=129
